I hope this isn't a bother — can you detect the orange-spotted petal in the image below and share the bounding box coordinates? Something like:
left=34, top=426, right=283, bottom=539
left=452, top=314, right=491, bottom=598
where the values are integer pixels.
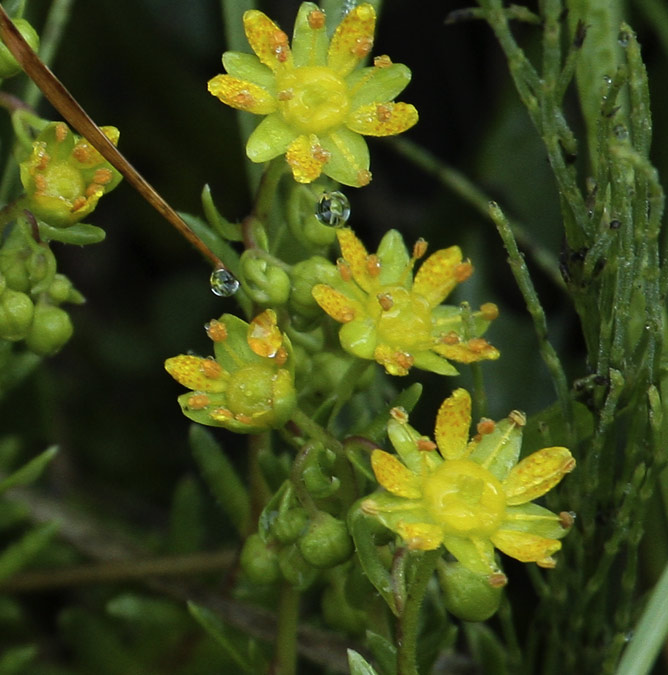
left=327, top=3, right=376, bottom=76
left=347, top=102, right=419, bottom=137
left=491, top=529, right=562, bottom=563
left=285, top=134, right=329, bottom=183
left=337, top=227, right=373, bottom=290
left=502, top=447, right=576, bottom=506
left=396, top=521, right=444, bottom=550
left=312, top=284, right=361, bottom=323
left=207, top=75, right=277, bottom=114
left=434, top=388, right=472, bottom=460
left=371, top=449, right=421, bottom=498
left=247, top=309, right=283, bottom=358
left=433, top=338, right=500, bottom=364
left=412, top=246, right=463, bottom=307
left=165, top=355, right=227, bottom=393
left=243, top=10, right=293, bottom=71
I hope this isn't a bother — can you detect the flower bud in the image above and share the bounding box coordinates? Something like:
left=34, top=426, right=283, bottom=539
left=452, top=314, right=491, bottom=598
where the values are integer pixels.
left=437, top=561, right=504, bottom=622
left=240, top=533, right=280, bottom=585
left=278, top=543, right=318, bottom=589
left=0, top=249, right=30, bottom=293
left=0, top=288, right=33, bottom=340
left=289, top=256, right=339, bottom=320
left=47, top=274, right=84, bottom=305
left=272, top=507, right=309, bottom=544
left=298, top=512, right=353, bottom=569
left=240, top=252, right=291, bottom=305
left=24, top=303, right=73, bottom=355
left=0, top=18, right=39, bottom=79
left=19, top=122, right=121, bottom=228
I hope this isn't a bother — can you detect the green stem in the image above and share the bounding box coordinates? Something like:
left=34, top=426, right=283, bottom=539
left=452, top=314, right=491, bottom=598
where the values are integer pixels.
left=290, top=407, right=343, bottom=455
left=389, top=137, right=564, bottom=289
left=395, top=549, right=440, bottom=675
left=615, top=559, right=668, bottom=675
left=488, top=200, right=574, bottom=444
left=273, top=582, right=300, bottom=675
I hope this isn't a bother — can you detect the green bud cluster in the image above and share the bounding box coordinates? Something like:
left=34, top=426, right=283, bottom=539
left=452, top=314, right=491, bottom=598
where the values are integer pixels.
left=0, top=222, right=82, bottom=355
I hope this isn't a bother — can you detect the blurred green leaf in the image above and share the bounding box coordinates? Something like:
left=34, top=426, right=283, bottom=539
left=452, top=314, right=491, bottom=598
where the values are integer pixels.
left=189, top=424, right=251, bottom=537
left=0, top=644, right=37, bottom=674
left=0, top=446, right=58, bottom=495
left=347, top=649, right=380, bottom=675
left=0, top=521, right=58, bottom=584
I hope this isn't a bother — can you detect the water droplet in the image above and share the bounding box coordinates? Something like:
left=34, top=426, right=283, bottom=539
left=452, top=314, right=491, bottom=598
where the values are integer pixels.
left=210, top=267, right=239, bottom=297
left=603, top=74, right=612, bottom=85
left=618, top=31, right=629, bottom=47
left=315, top=191, right=351, bottom=227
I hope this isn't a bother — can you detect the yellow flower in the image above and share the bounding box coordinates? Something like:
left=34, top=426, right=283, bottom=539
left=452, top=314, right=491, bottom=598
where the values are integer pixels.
left=19, top=122, right=122, bottom=228
left=312, top=227, right=500, bottom=376
left=362, top=389, right=576, bottom=577
left=164, top=309, right=296, bottom=433
left=208, top=3, right=418, bottom=187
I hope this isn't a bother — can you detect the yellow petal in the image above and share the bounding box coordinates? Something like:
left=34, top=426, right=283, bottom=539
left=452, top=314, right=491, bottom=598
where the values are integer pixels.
left=502, top=447, right=576, bottom=506
left=491, top=529, right=562, bottom=563
left=412, top=246, right=462, bottom=307
left=285, top=134, right=329, bottom=183
left=337, top=227, right=373, bottom=290
left=243, top=10, right=292, bottom=71
left=327, top=3, right=376, bottom=76
left=373, top=344, right=414, bottom=376
left=207, top=75, right=277, bottom=114
left=371, top=449, right=422, bottom=498
left=312, top=284, right=360, bottom=323
left=432, top=338, right=500, bottom=364
left=165, top=355, right=227, bottom=393
left=247, top=309, right=283, bottom=358
left=396, top=521, right=443, bottom=550
left=347, top=102, right=418, bottom=136
left=434, top=389, right=472, bottom=460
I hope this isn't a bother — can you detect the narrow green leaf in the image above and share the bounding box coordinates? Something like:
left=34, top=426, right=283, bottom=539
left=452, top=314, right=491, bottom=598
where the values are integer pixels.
left=202, top=184, right=243, bottom=242
left=366, top=631, right=397, bottom=675
left=0, top=446, right=58, bottom=494
left=347, top=649, right=380, bottom=675
left=37, top=221, right=106, bottom=245
left=189, top=425, right=251, bottom=537
left=0, top=521, right=59, bottom=584
left=0, top=644, right=37, bottom=673
left=187, top=601, right=256, bottom=673
left=168, top=475, right=206, bottom=554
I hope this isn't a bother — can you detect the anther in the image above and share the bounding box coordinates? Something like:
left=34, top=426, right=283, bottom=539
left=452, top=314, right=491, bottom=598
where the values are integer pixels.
left=55, top=122, right=68, bottom=143
left=307, top=9, right=326, bottom=29
left=366, top=254, right=381, bottom=276
left=200, top=359, right=222, bottom=379
left=476, top=418, right=496, bottom=435
left=417, top=438, right=437, bottom=451
left=352, top=36, right=373, bottom=58
left=187, top=394, right=210, bottom=410
left=389, top=406, right=409, bottom=423
left=454, top=261, right=474, bottom=282
left=412, top=238, right=428, bottom=259
left=277, top=89, right=294, bottom=101
left=377, top=292, right=394, bottom=311
left=376, top=104, right=392, bottom=122
left=206, top=319, right=228, bottom=342
left=357, top=169, right=372, bottom=186
left=480, top=302, right=499, bottom=321
left=337, top=259, right=353, bottom=282
left=374, top=54, right=392, bottom=68
left=508, top=410, right=527, bottom=427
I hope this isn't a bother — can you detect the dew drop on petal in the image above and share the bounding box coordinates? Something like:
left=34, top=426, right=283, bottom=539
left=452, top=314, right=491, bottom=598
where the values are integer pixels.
left=210, top=267, right=240, bottom=297
left=315, top=190, right=351, bottom=227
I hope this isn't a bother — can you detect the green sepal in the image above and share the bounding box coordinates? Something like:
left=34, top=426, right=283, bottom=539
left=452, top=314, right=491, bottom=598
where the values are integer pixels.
left=387, top=416, right=436, bottom=474
left=201, top=184, right=243, bottom=242
left=412, top=350, right=459, bottom=376
left=501, top=503, right=567, bottom=539
left=347, top=63, right=412, bottom=109
left=468, top=417, right=524, bottom=482
left=376, top=229, right=410, bottom=286
left=348, top=500, right=398, bottom=616
left=240, top=250, right=291, bottom=305
left=222, top=51, right=275, bottom=92
left=320, top=127, right=370, bottom=187
left=37, top=221, right=106, bottom=245
left=339, top=318, right=377, bottom=359
left=246, top=114, right=295, bottom=163
left=189, top=424, right=251, bottom=536
left=300, top=441, right=341, bottom=498
left=292, top=2, right=328, bottom=67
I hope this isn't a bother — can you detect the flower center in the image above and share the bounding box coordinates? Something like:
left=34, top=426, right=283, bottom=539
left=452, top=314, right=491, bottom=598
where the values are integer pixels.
left=41, top=162, right=85, bottom=202
left=422, top=459, right=506, bottom=537
left=225, top=364, right=275, bottom=418
left=277, top=66, right=350, bottom=134
left=372, top=287, right=432, bottom=350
